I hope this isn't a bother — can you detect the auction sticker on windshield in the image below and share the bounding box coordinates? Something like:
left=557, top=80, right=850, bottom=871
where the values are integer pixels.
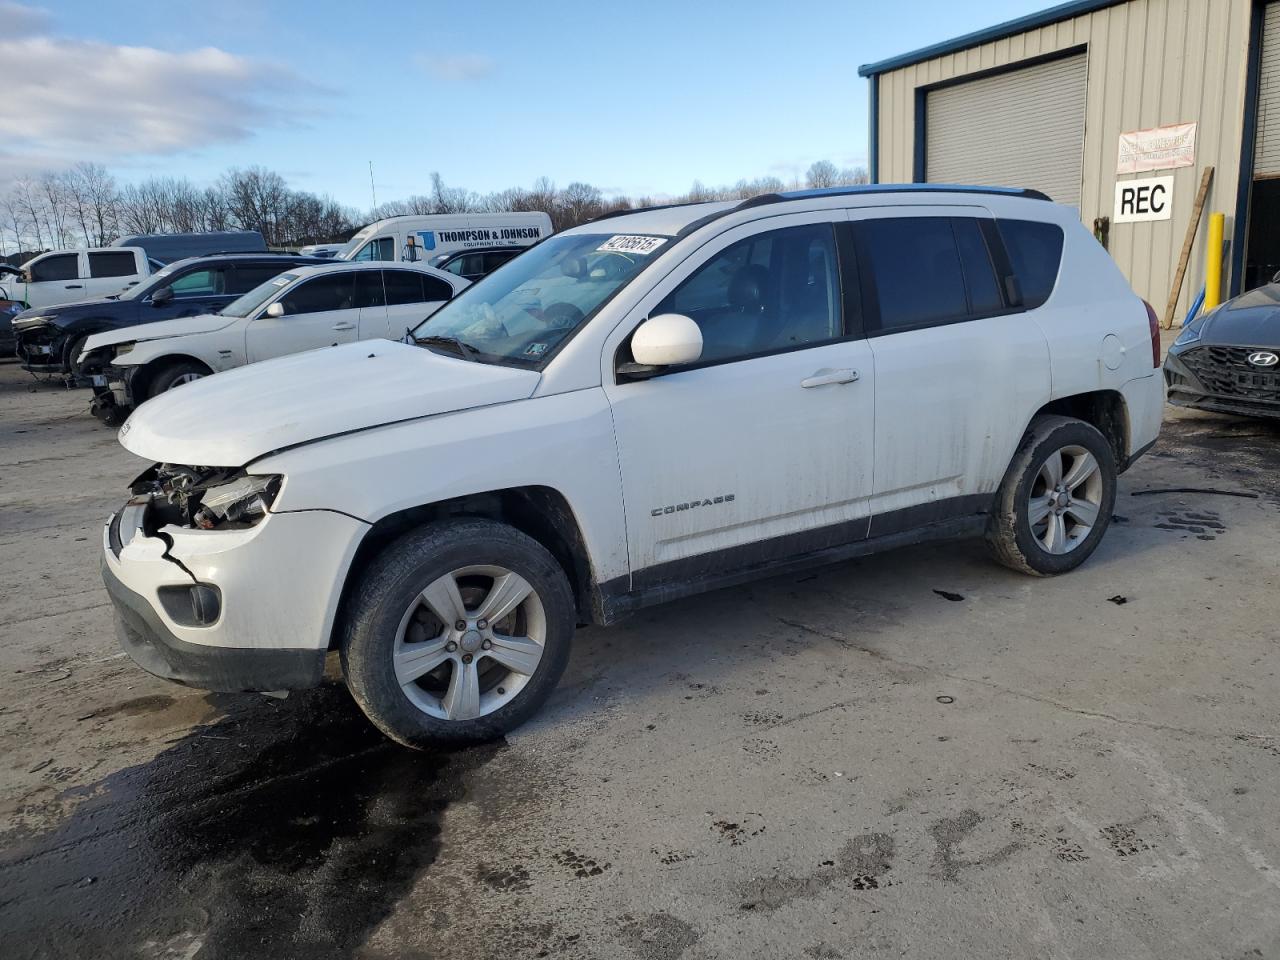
left=597, top=235, right=667, bottom=255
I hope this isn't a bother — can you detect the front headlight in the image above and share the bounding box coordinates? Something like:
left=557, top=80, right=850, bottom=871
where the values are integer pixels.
left=193, top=474, right=282, bottom=529
left=22, top=315, right=55, bottom=325
left=113, top=341, right=135, bottom=359
left=1173, top=323, right=1202, bottom=347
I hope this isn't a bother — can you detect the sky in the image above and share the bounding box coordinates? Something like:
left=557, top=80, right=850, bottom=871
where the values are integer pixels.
left=2, top=0, right=1051, bottom=209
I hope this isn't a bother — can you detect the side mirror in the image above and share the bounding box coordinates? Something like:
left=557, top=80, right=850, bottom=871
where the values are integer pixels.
left=621, top=313, right=703, bottom=377
left=151, top=286, right=173, bottom=305
left=266, top=301, right=285, bottom=318
left=1272, top=269, right=1280, bottom=284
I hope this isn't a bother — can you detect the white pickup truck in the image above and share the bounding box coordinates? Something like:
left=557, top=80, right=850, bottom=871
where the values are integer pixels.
left=100, top=185, right=1164, bottom=748
left=3, top=247, right=153, bottom=309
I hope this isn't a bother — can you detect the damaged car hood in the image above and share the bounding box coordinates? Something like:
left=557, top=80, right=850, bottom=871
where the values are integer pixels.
left=85, top=313, right=236, bottom=351
left=118, top=339, right=542, bottom=465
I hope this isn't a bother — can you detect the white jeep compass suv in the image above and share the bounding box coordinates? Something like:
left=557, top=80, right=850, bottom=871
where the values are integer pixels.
left=101, top=185, right=1164, bottom=747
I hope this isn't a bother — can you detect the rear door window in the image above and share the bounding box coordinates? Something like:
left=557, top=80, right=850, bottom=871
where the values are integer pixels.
left=29, top=254, right=78, bottom=282
left=230, top=264, right=288, bottom=293
left=88, top=251, right=137, bottom=278
left=996, top=219, right=1065, bottom=309
left=383, top=270, right=425, bottom=304
left=856, top=217, right=969, bottom=332
left=483, top=249, right=519, bottom=273
left=356, top=271, right=387, bottom=308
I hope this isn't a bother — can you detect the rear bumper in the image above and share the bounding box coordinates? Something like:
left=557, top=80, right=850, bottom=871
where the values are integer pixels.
left=103, top=556, right=326, bottom=692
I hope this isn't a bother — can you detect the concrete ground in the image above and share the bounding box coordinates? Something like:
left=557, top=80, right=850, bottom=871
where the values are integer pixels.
left=1, top=350, right=1279, bottom=960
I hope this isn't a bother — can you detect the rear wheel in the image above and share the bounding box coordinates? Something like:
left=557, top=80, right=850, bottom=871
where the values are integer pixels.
left=145, top=359, right=208, bottom=400
left=341, top=519, right=575, bottom=747
left=985, top=415, right=1117, bottom=576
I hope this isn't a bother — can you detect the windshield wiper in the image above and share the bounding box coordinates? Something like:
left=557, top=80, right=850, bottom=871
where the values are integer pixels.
left=415, top=334, right=481, bottom=359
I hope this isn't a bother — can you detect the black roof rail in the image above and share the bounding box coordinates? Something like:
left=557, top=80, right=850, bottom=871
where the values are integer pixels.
left=735, top=184, right=1052, bottom=209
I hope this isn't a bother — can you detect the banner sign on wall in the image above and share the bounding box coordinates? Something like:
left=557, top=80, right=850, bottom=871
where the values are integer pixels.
left=1117, top=122, right=1197, bottom=174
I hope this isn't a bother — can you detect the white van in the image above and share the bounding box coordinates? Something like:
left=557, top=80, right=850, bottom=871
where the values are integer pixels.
left=335, top=212, right=552, bottom=265
left=7, top=247, right=154, bottom=309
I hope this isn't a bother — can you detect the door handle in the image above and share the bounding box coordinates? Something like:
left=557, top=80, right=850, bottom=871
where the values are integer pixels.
left=801, top=368, right=859, bottom=388
left=65, top=284, right=83, bottom=289
left=331, top=321, right=356, bottom=330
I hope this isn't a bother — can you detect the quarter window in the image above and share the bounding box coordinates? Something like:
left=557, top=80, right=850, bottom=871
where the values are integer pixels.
left=88, top=251, right=137, bottom=278
left=997, top=219, right=1065, bottom=309
left=280, top=273, right=356, bottom=314
left=953, top=219, right=1004, bottom=316
left=654, top=223, right=842, bottom=364
left=29, top=254, right=78, bottom=282
left=230, top=265, right=289, bottom=293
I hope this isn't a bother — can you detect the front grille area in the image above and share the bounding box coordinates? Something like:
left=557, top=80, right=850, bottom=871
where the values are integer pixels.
left=1180, top=345, right=1280, bottom=402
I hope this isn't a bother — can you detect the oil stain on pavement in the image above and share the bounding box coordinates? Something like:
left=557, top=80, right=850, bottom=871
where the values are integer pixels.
left=0, top=683, right=501, bottom=960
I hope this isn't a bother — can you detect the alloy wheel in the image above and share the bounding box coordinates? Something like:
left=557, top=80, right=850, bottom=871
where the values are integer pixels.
left=392, top=564, right=547, bottom=721
left=1027, top=444, right=1104, bottom=554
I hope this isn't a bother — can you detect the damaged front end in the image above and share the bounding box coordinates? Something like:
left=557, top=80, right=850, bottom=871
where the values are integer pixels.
left=15, top=323, right=64, bottom=373
left=130, top=464, right=283, bottom=531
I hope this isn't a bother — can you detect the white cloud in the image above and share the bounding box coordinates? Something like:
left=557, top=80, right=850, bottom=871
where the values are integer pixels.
left=414, top=53, right=495, bottom=82
left=0, top=7, right=306, bottom=186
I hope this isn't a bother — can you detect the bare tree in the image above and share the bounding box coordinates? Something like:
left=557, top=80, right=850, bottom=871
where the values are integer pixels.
left=558, top=181, right=603, bottom=229
left=805, top=160, right=839, bottom=189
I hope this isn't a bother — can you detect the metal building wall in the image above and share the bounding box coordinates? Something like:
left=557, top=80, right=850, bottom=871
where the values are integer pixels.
left=873, top=0, right=1253, bottom=321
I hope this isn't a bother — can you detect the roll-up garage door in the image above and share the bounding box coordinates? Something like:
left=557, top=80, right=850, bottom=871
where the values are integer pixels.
left=925, top=52, right=1087, bottom=207
left=1254, top=2, right=1280, bottom=178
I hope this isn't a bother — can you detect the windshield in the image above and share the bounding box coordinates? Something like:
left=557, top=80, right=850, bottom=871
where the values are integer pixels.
left=219, top=273, right=297, bottom=318
left=411, top=232, right=667, bottom=366
left=334, top=226, right=376, bottom=260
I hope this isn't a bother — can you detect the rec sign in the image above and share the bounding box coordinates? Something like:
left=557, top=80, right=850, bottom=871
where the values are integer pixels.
left=1114, top=175, right=1174, bottom=223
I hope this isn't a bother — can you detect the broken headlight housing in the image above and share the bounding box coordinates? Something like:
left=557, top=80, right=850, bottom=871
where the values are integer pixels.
left=193, top=474, right=282, bottom=529
left=132, top=465, right=282, bottom=530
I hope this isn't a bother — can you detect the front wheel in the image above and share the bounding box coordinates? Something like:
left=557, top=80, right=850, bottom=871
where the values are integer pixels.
left=341, top=519, right=575, bottom=747
left=144, top=359, right=208, bottom=400
left=985, top=415, right=1117, bottom=576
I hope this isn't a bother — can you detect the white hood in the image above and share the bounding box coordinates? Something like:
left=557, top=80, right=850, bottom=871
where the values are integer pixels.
left=118, top=340, right=542, bottom=465
left=85, top=313, right=237, bottom=351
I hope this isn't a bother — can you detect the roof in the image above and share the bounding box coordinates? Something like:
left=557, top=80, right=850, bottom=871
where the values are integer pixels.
left=857, top=0, right=1123, bottom=77
left=156, top=253, right=329, bottom=271
left=570, top=184, right=1049, bottom=238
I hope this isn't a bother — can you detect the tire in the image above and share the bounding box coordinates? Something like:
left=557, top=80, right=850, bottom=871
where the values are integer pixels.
left=985, top=415, right=1117, bottom=576
left=65, top=334, right=91, bottom=380
left=340, top=518, right=575, bottom=747
left=145, top=360, right=208, bottom=399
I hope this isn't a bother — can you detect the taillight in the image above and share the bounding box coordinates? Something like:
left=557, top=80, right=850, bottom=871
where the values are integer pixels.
left=1143, top=300, right=1160, bottom=367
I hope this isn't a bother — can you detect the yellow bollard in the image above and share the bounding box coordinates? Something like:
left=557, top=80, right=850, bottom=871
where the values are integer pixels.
left=1204, top=212, right=1224, bottom=311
